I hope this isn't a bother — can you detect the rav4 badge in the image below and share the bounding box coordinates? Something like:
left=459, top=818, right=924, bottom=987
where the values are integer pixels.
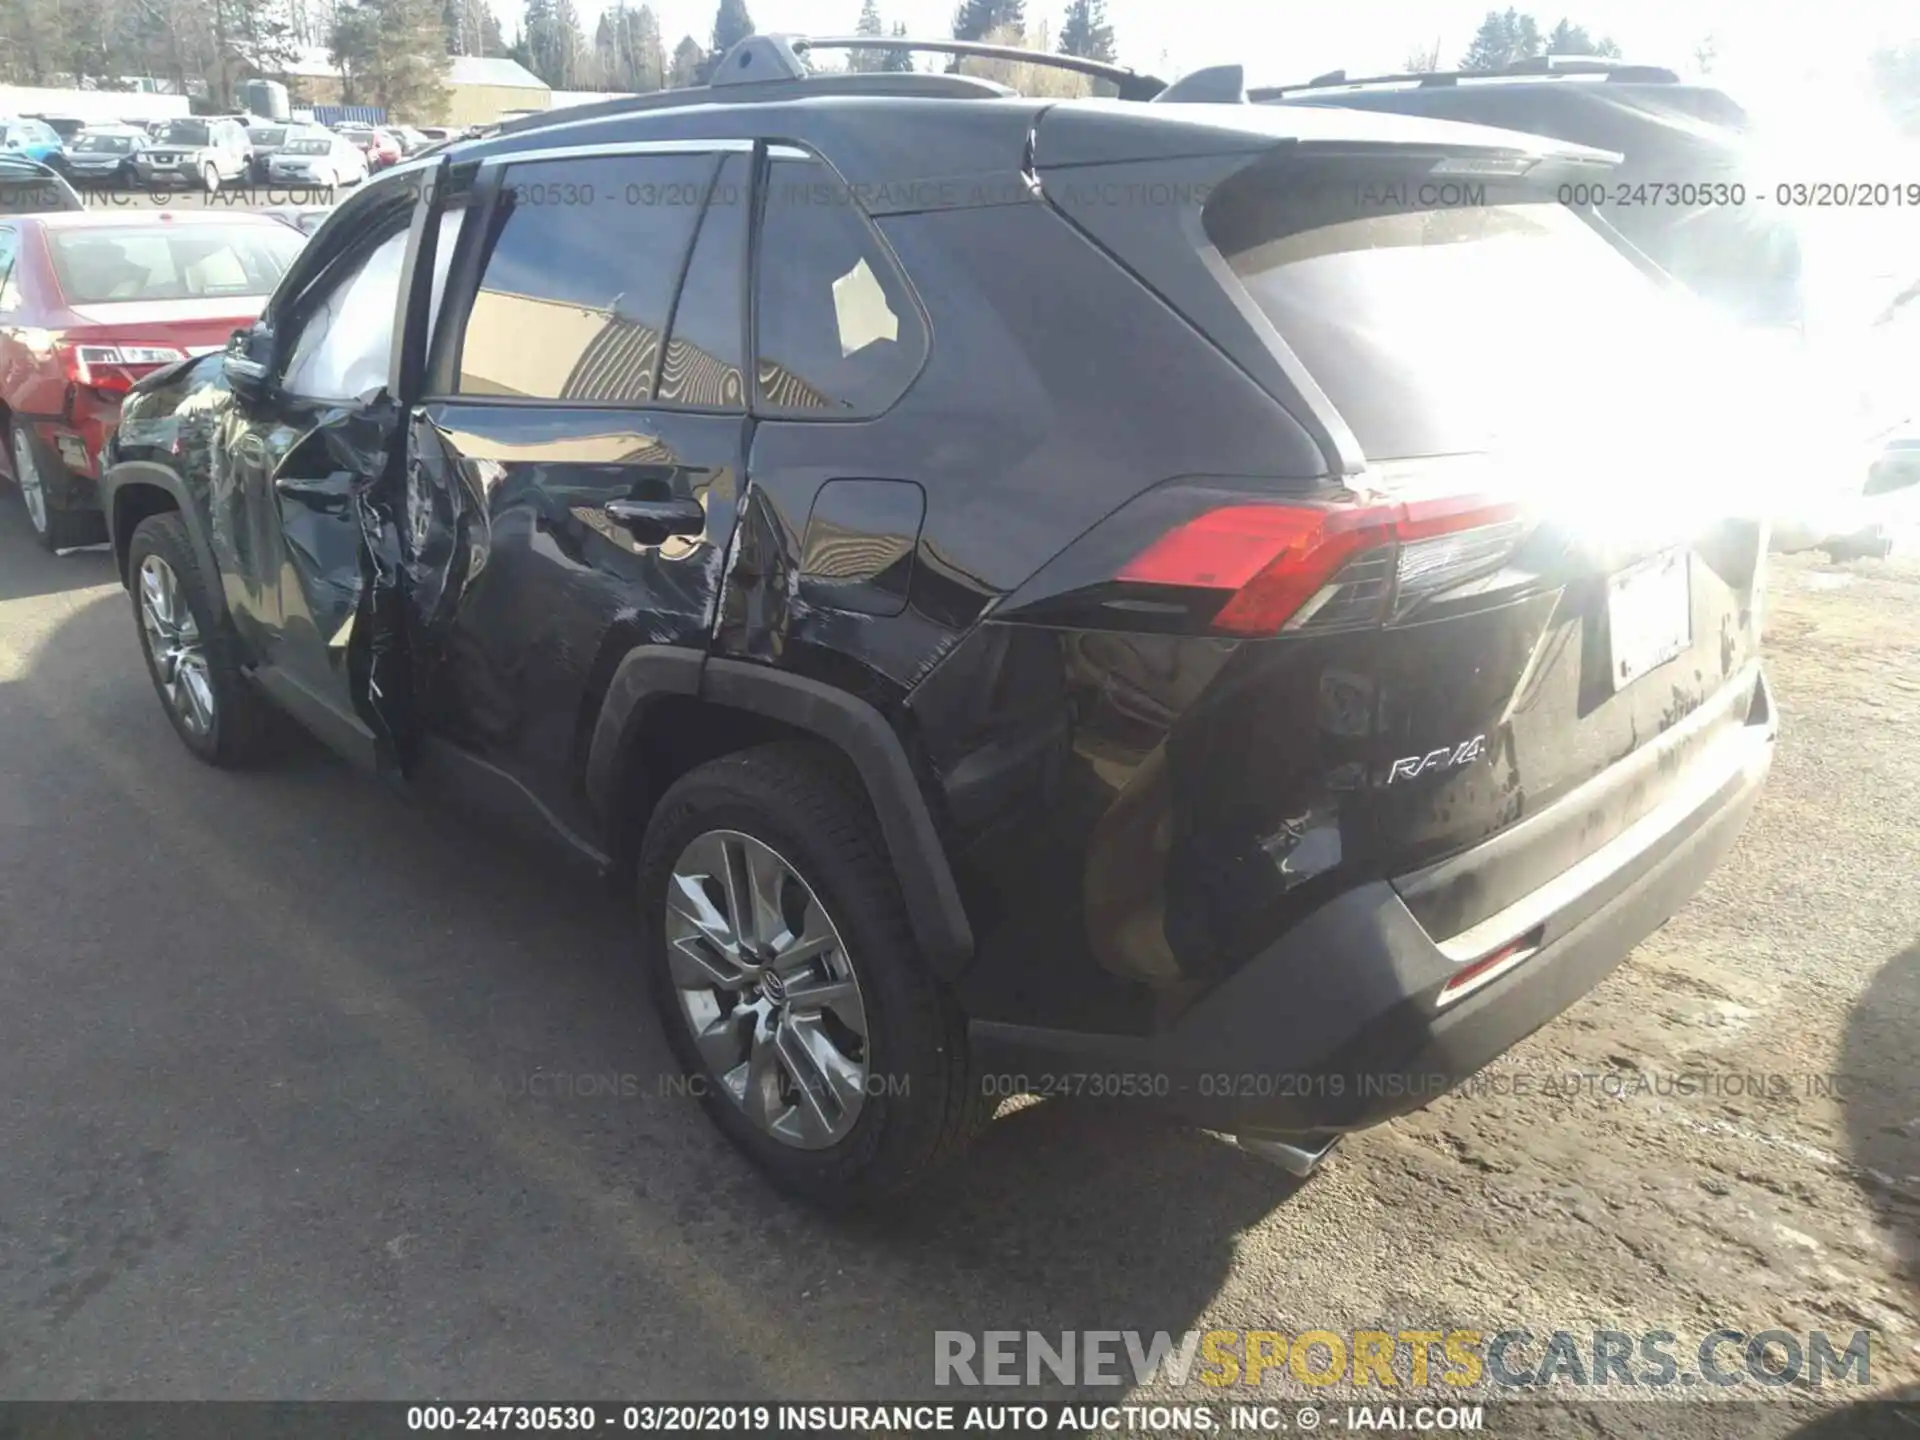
left=1387, top=735, right=1487, bottom=784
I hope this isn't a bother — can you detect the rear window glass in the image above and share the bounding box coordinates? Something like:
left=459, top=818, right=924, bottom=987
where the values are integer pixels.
left=49, top=224, right=304, bottom=303
left=1208, top=165, right=1707, bottom=460
left=284, top=137, right=333, bottom=155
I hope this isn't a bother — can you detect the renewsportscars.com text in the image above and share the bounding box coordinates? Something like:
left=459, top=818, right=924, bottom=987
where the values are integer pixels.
left=934, top=1327, right=1875, bottom=1391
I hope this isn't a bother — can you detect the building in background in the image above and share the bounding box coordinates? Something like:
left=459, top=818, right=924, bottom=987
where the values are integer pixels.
left=441, top=57, right=551, bottom=126
left=279, top=49, right=551, bottom=126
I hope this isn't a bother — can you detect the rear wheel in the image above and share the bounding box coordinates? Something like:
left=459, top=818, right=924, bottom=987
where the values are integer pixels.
left=638, top=743, right=987, bottom=1209
left=10, top=425, right=105, bottom=553
left=128, top=512, right=267, bottom=767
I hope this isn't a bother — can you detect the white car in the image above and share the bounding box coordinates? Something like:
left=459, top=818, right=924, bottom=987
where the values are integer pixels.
left=265, top=130, right=368, bottom=194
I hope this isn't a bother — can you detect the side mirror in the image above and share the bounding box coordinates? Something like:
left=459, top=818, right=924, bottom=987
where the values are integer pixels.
left=223, top=326, right=271, bottom=402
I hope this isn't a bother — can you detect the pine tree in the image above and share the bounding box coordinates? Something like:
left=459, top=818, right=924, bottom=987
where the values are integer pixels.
left=632, top=4, right=664, bottom=88
left=880, top=18, right=913, bottom=71
left=667, top=31, right=703, bottom=86
left=709, top=0, right=750, bottom=55
left=330, top=0, right=449, bottom=117
left=593, top=2, right=664, bottom=90
left=849, top=0, right=882, bottom=72
left=1056, top=0, right=1112, bottom=61
left=523, top=0, right=584, bottom=86
left=1460, top=8, right=1543, bottom=72
left=1545, top=18, right=1619, bottom=57
left=951, top=0, right=1019, bottom=42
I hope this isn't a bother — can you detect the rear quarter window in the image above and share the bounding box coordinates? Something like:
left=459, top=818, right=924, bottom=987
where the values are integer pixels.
left=752, top=156, right=927, bottom=417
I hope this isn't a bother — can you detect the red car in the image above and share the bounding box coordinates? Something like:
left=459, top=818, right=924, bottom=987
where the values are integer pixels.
left=0, top=210, right=305, bottom=549
left=339, top=125, right=402, bottom=171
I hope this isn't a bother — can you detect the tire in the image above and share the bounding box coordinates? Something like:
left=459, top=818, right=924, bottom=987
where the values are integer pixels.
left=637, top=742, right=987, bottom=1209
left=202, top=163, right=219, bottom=195
left=126, top=511, right=267, bottom=767
left=9, top=424, right=106, bottom=553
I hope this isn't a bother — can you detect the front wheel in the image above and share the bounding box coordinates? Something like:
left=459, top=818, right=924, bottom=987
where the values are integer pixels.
left=637, top=743, right=987, bottom=1209
left=127, top=512, right=267, bottom=766
left=201, top=163, right=219, bottom=195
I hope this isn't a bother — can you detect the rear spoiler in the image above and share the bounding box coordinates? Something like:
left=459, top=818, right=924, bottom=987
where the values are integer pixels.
left=1031, top=98, right=1622, bottom=173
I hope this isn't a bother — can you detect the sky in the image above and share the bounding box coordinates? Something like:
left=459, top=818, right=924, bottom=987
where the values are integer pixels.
left=513, top=0, right=1915, bottom=96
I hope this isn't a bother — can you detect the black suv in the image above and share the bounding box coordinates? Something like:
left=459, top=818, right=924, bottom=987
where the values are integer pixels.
left=98, top=36, right=1776, bottom=1207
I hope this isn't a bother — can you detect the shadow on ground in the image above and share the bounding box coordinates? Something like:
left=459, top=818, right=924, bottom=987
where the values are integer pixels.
left=0, top=493, right=117, bottom=604
left=1778, top=941, right=1920, bottom=1436
left=1, top=577, right=1304, bottom=1396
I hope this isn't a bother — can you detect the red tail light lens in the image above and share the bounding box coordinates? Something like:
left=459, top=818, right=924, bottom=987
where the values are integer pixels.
left=1117, top=489, right=1526, bottom=637
left=59, top=342, right=187, bottom=397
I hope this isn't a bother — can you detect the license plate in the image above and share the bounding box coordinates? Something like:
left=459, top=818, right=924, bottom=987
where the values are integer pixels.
left=1607, top=548, right=1692, bottom=689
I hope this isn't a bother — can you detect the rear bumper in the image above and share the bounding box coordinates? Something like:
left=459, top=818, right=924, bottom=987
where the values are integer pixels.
left=22, top=415, right=107, bottom=512
left=970, top=670, right=1776, bottom=1140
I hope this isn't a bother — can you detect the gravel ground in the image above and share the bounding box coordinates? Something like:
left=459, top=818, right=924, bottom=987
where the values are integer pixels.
left=0, top=490, right=1913, bottom=1431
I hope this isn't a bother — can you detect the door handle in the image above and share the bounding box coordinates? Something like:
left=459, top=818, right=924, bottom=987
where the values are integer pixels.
left=275, top=470, right=354, bottom=511
left=603, top=497, right=705, bottom=538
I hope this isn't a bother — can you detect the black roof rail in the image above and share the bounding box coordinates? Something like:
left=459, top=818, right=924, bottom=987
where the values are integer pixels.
left=488, top=31, right=1165, bottom=136
left=491, top=70, right=1015, bottom=138
left=1250, top=55, right=1681, bottom=100
left=787, top=35, right=1166, bottom=100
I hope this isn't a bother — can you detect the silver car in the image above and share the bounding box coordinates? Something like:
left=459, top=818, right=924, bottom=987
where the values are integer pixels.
left=132, top=117, right=252, bottom=193
left=265, top=129, right=367, bottom=195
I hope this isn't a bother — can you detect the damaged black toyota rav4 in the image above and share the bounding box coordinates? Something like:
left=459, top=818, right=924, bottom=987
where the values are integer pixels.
left=99, top=37, right=1776, bottom=1208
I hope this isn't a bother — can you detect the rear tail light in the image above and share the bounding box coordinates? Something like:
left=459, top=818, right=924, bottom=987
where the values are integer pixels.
left=1116, top=486, right=1527, bottom=637
left=1437, top=926, right=1546, bottom=1007
left=59, top=342, right=186, bottom=396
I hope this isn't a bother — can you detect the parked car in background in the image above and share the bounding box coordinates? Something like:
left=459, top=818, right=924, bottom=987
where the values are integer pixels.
left=266, top=130, right=367, bottom=194
left=335, top=122, right=380, bottom=164
left=0, top=154, right=83, bottom=214
left=0, top=117, right=68, bottom=170
left=0, top=210, right=304, bottom=548
left=388, top=125, right=433, bottom=157
left=61, top=126, right=148, bottom=189
left=133, top=117, right=252, bottom=193
left=414, top=125, right=456, bottom=143
left=29, top=115, right=88, bottom=145
left=365, top=128, right=403, bottom=169
left=246, top=123, right=295, bottom=181
left=97, top=47, right=1778, bottom=1207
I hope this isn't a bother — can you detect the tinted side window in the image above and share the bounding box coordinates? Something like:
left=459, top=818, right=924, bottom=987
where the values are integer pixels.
left=753, top=157, right=926, bottom=416
left=657, top=152, right=748, bottom=409
left=456, top=152, right=715, bottom=402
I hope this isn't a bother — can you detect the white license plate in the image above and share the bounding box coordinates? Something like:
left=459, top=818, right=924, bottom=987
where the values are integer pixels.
left=1607, top=548, right=1692, bottom=689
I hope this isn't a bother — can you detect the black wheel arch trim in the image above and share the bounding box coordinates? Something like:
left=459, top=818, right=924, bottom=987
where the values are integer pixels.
left=100, top=461, right=220, bottom=593
left=588, top=647, right=976, bottom=977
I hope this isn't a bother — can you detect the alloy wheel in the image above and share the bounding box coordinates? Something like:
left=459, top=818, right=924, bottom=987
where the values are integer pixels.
left=137, top=554, right=216, bottom=737
left=12, top=429, right=48, bottom=535
left=665, top=829, right=870, bottom=1150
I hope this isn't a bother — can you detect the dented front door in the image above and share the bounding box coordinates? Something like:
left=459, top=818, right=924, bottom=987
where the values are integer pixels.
left=389, top=145, right=752, bottom=839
